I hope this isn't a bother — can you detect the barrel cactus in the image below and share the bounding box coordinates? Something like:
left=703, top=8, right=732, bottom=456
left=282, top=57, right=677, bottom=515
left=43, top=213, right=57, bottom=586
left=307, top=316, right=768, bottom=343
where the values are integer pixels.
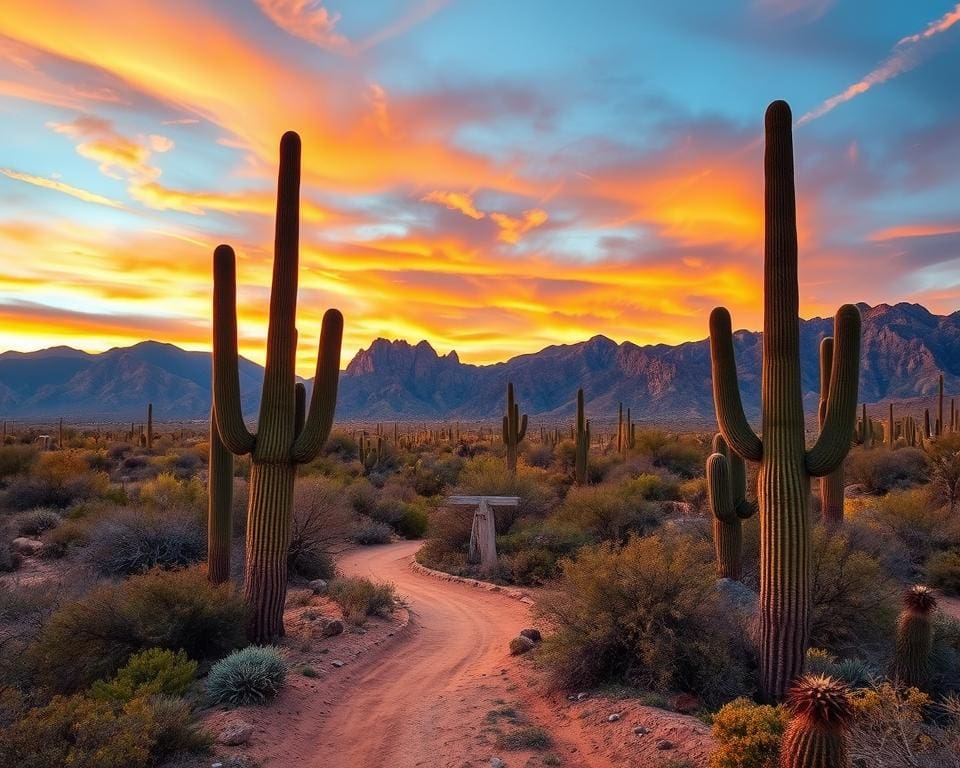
left=893, top=585, right=937, bottom=689
left=502, top=382, right=527, bottom=473
left=706, top=433, right=756, bottom=580
left=709, top=101, right=861, bottom=701
left=780, top=675, right=853, bottom=768
left=213, top=132, right=343, bottom=642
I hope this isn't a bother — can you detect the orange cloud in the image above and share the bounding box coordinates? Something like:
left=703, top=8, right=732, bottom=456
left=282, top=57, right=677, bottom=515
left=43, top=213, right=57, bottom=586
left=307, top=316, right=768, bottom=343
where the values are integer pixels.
left=490, top=208, right=548, bottom=243
left=421, top=190, right=485, bottom=220
left=0, top=168, right=126, bottom=209
left=253, top=0, right=349, bottom=52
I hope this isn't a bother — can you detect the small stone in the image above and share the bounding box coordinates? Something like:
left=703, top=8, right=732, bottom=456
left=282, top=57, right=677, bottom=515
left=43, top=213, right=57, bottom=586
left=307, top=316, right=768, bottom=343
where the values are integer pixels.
left=509, top=635, right=535, bottom=655
left=567, top=695, right=577, bottom=701
left=490, top=758, right=506, bottom=768
left=519, top=627, right=542, bottom=643
left=331, top=660, right=345, bottom=668
left=607, top=713, right=621, bottom=722
left=318, top=618, right=344, bottom=637
left=655, top=739, right=675, bottom=750
left=217, top=721, right=254, bottom=746
left=308, top=578, right=328, bottom=595
left=11, top=537, right=43, bottom=556
left=576, top=692, right=590, bottom=701
left=633, top=726, right=649, bottom=735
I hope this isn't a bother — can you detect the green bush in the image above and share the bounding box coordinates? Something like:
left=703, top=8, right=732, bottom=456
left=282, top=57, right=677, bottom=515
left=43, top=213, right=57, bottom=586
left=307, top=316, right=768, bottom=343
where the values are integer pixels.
left=38, top=518, right=88, bottom=559
left=845, top=446, right=928, bottom=493
left=206, top=646, right=286, bottom=705
left=709, top=697, right=788, bottom=768
left=328, top=576, right=396, bottom=625
left=350, top=517, right=393, bottom=545
left=928, top=550, right=960, bottom=595
left=30, top=567, right=246, bottom=693
left=552, top=480, right=664, bottom=542
left=138, top=472, right=205, bottom=513
left=396, top=499, right=430, bottom=538
left=15, top=508, right=60, bottom=536
left=0, top=444, right=37, bottom=480
left=455, top=455, right=557, bottom=523
left=90, top=648, right=197, bottom=702
left=535, top=534, right=751, bottom=705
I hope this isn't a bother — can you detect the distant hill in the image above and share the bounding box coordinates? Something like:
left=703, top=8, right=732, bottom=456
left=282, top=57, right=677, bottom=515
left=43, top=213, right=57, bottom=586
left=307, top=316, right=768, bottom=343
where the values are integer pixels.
left=0, top=303, right=957, bottom=424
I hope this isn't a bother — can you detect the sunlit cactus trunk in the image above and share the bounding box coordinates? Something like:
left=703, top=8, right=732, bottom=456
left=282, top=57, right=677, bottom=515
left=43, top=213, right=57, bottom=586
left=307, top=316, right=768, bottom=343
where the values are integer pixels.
left=709, top=101, right=861, bottom=702
left=574, top=388, right=590, bottom=484
left=207, top=405, right=233, bottom=585
left=818, top=339, right=844, bottom=529
left=706, top=433, right=756, bottom=580
left=502, top=382, right=527, bottom=473
left=212, top=132, right=343, bottom=643
left=893, top=585, right=937, bottom=690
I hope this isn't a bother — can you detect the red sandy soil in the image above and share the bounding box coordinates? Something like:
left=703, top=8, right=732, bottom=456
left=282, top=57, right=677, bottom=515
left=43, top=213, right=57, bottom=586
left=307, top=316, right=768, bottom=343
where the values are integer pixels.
left=207, top=540, right=714, bottom=768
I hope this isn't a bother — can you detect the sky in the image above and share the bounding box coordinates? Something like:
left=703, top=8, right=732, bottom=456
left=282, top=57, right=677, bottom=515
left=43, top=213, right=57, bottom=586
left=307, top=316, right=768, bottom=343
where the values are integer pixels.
left=0, top=0, right=958, bottom=372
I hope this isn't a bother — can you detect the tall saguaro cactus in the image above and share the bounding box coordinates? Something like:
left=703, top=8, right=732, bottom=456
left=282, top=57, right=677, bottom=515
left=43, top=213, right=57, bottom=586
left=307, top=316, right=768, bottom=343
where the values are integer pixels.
left=937, top=373, right=944, bottom=437
left=574, top=388, right=590, bottom=484
left=706, top=433, right=756, bottom=580
left=709, top=101, right=861, bottom=702
left=213, top=132, right=343, bottom=643
left=818, top=339, right=844, bottom=529
left=147, top=403, right=154, bottom=451
left=502, top=382, right=527, bottom=473
left=207, top=405, right=233, bottom=585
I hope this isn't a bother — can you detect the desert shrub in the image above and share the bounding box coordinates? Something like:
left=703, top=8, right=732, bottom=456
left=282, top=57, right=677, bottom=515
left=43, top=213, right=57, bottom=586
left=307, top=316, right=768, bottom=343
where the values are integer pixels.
left=206, top=646, right=286, bottom=705
left=350, top=517, right=393, bottom=545
left=804, top=648, right=875, bottom=688
left=928, top=550, right=960, bottom=595
left=848, top=487, right=959, bottom=572
left=536, top=534, right=751, bottom=705
left=417, top=505, right=473, bottom=571
left=86, top=507, right=205, bottom=576
left=809, top=525, right=897, bottom=660
left=347, top=479, right=378, bottom=516
left=147, top=694, right=211, bottom=757
left=138, top=472, right=204, bottom=513
left=679, top=476, right=708, bottom=515
left=395, top=498, right=430, bottom=538
left=709, top=697, right=788, bottom=768
left=454, top=455, right=557, bottom=525
left=30, top=567, right=246, bottom=693
left=497, top=523, right=589, bottom=585
left=496, top=726, right=552, bottom=750
left=552, top=480, right=664, bottom=542
left=328, top=576, right=395, bottom=625
left=2, top=454, right=109, bottom=510
left=39, top=518, right=89, bottom=559
left=90, top=648, right=196, bottom=703
left=0, top=444, right=37, bottom=479
left=288, top=477, right=351, bottom=580
left=524, top=443, right=555, bottom=469
left=846, top=446, right=928, bottom=493
left=0, top=521, right=20, bottom=573
left=931, top=614, right=960, bottom=695
left=14, top=507, right=60, bottom=536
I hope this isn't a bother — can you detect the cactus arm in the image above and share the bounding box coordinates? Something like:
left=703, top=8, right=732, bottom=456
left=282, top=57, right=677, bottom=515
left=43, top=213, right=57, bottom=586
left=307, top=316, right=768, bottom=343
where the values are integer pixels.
left=517, top=413, right=527, bottom=442
left=806, top=304, right=861, bottom=477
left=709, top=307, right=763, bottom=462
left=212, top=243, right=255, bottom=455
left=707, top=453, right=737, bottom=523
left=292, top=308, right=343, bottom=463
left=294, top=382, right=306, bottom=439
left=501, top=415, right=509, bottom=443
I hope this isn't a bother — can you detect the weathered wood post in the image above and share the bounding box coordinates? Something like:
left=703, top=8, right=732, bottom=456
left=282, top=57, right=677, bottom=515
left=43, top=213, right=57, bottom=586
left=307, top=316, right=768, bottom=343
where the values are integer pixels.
left=446, top=495, right=520, bottom=574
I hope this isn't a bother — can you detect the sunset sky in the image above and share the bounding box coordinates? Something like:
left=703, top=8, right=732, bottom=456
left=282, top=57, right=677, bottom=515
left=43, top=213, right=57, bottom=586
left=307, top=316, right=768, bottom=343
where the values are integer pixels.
left=0, top=1, right=958, bottom=372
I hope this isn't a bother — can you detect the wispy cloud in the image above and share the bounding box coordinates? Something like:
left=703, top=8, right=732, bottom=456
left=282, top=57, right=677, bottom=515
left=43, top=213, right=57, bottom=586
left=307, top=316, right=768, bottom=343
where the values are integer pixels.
left=422, top=190, right=485, bottom=220
left=799, top=3, right=960, bottom=124
left=253, top=0, right=350, bottom=52
left=0, top=168, right=125, bottom=208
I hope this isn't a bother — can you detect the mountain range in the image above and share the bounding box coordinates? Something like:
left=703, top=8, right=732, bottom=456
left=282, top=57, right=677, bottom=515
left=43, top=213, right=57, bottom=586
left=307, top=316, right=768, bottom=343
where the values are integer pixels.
left=0, top=302, right=957, bottom=425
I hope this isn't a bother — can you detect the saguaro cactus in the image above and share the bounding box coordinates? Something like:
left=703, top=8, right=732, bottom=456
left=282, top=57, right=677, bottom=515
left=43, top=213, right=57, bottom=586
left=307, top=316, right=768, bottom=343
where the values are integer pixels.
left=780, top=675, right=854, bottom=768
left=574, top=388, right=590, bottom=484
left=147, top=403, right=154, bottom=451
left=937, top=373, right=945, bottom=437
left=709, top=101, right=861, bottom=702
left=818, top=339, right=844, bottom=529
left=207, top=405, right=234, bottom=585
left=893, top=585, right=937, bottom=690
left=706, top=433, right=756, bottom=580
left=502, top=382, right=527, bottom=473
left=213, top=132, right=343, bottom=643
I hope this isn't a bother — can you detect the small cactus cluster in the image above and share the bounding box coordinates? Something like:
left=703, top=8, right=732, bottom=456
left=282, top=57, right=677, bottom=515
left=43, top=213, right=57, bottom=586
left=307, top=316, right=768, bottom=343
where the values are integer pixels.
left=574, top=388, right=590, bottom=484
left=854, top=404, right=883, bottom=449
left=358, top=430, right=383, bottom=468
left=502, top=382, right=527, bottom=473
left=780, top=675, right=854, bottom=768
left=893, top=585, right=938, bottom=690
left=706, top=433, right=756, bottom=580
left=616, top=402, right=636, bottom=458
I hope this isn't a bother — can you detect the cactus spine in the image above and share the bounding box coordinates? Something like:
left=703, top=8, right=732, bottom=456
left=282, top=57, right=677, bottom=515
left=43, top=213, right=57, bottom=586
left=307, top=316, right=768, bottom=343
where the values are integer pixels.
left=780, top=675, right=854, bottom=768
left=212, top=132, right=343, bottom=643
left=818, top=339, right=844, bottom=528
left=709, top=101, right=861, bottom=702
left=502, top=382, right=527, bottom=473
left=574, top=388, right=590, bottom=484
left=207, top=405, right=233, bottom=584
left=706, top=433, right=756, bottom=580
left=893, top=585, right=937, bottom=690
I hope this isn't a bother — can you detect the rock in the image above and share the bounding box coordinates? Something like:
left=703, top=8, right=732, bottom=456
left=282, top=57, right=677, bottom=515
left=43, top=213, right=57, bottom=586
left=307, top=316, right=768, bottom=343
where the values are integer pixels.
left=11, top=537, right=43, bottom=556
left=490, top=758, right=506, bottom=768
left=318, top=618, right=344, bottom=637
left=633, top=726, right=649, bottom=735
left=308, top=579, right=328, bottom=595
left=607, top=713, right=621, bottom=722
left=509, top=636, right=535, bottom=655
left=670, top=693, right=700, bottom=714
left=519, top=627, right=542, bottom=643
left=576, top=692, right=590, bottom=701
left=655, top=739, right=675, bottom=750
left=217, top=721, right=254, bottom=746
left=715, top=577, right=758, bottom=612
left=331, top=660, right=345, bottom=668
